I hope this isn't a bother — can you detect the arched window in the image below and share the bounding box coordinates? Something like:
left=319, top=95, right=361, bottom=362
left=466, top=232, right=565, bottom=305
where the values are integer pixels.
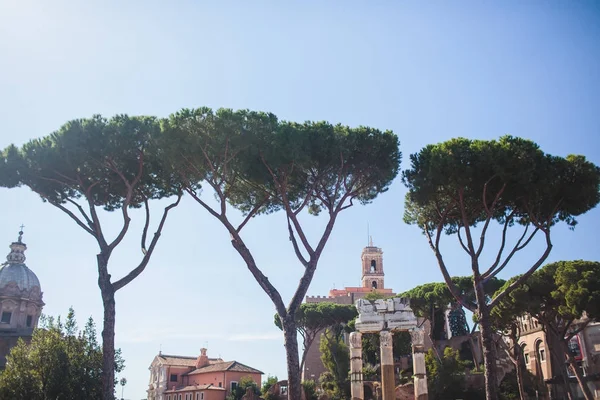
left=370, top=260, right=376, bottom=272
left=536, top=340, right=546, bottom=362
left=372, top=281, right=378, bottom=289
left=521, top=343, right=529, bottom=366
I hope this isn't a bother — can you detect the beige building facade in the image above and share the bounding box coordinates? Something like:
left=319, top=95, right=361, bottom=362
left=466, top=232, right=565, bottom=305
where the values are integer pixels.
left=517, top=314, right=600, bottom=399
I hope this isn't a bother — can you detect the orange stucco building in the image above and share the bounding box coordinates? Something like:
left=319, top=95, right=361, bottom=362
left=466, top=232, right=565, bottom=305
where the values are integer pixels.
left=147, top=348, right=263, bottom=400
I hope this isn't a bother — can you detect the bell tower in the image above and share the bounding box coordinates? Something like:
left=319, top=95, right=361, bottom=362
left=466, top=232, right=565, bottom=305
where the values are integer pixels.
left=361, top=237, right=384, bottom=290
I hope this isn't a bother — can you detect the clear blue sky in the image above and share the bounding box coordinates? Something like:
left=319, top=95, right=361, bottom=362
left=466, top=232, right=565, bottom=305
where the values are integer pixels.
left=1, top=1, right=599, bottom=398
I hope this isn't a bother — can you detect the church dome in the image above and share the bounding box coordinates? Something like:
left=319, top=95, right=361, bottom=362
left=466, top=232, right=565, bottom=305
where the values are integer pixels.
left=0, top=264, right=41, bottom=292
left=0, top=230, right=41, bottom=294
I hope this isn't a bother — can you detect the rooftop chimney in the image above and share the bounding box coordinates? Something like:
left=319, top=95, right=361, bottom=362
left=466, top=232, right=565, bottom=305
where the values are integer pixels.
left=195, top=348, right=209, bottom=369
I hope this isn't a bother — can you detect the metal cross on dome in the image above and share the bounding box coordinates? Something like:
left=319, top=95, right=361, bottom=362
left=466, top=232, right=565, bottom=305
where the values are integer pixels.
left=18, top=224, right=25, bottom=242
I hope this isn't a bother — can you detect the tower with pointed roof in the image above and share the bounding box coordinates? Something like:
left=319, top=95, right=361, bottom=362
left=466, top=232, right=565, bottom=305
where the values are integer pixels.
left=0, top=229, right=44, bottom=368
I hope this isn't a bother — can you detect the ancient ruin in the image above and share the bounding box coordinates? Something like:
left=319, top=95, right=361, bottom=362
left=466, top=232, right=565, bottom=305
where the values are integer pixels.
left=351, top=298, right=427, bottom=400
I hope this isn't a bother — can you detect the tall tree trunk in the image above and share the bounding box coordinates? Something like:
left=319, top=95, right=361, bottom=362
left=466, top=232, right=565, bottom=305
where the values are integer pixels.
left=515, top=357, right=527, bottom=400
left=282, top=317, right=302, bottom=400
left=547, top=330, right=574, bottom=400
left=475, top=281, right=498, bottom=400
left=468, top=335, right=480, bottom=371
left=561, top=340, right=594, bottom=400
left=98, top=254, right=116, bottom=400
left=300, top=334, right=316, bottom=378
left=428, top=307, right=442, bottom=361
left=510, top=329, right=527, bottom=400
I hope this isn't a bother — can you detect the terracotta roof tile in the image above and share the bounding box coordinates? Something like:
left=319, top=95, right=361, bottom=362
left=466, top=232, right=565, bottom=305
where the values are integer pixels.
left=157, top=354, right=223, bottom=367
left=187, top=361, right=263, bottom=375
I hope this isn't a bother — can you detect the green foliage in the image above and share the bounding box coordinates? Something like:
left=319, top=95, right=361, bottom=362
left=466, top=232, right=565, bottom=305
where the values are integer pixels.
left=403, top=277, right=505, bottom=319
left=499, top=260, right=600, bottom=324
left=0, top=115, right=178, bottom=210
left=425, top=347, right=469, bottom=400
left=274, top=302, right=357, bottom=371
left=0, top=308, right=124, bottom=400
left=553, top=260, right=600, bottom=320
left=362, top=291, right=387, bottom=301
left=226, top=375, right=260, bottom=400
left=361, top=364, right=378, bottom=381
left=261, top=375, right=278, bottom=396
left=301, top=380, right=319, bottom=400
left=490, top=275, right=526, bottom=332
left=319, top=328, right=350, bottom=400
left=402, top=277, right=505, bottom=339
left=360, top=332, right=411, bottom=370
left=403, top=136, right=600, bottom=232
left=274, top=302, right=357, bottom=335
left=161, top=107, right=401, bottom=217
left=498, top=370, right=544, bottom=400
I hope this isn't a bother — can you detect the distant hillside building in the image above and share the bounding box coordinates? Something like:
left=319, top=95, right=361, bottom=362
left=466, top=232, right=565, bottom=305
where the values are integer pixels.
left=147, top=348, right=263, bottom=400
left=303, top=239, right=396, bottom=381
left=0, top=230, right=44, bottom=368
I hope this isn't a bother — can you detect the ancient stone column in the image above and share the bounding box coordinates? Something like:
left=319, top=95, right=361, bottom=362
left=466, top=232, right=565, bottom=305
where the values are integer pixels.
left=349, top=332, right=364, bottom=400
left=410, top=328, right=428, bottom=400
left=379, top=330, right=395, bottom=400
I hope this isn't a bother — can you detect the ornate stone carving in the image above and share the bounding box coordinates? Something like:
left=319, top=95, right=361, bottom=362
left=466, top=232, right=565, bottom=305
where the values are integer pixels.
left=349, top=332, right=362, bottom=349
left=409, top=328, right=425, bottom=346
left=380, top=331, right=393, bottom=348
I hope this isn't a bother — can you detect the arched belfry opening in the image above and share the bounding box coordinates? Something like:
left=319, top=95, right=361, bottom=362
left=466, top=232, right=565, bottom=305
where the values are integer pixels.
left=361, top=238, right=385, bottom=290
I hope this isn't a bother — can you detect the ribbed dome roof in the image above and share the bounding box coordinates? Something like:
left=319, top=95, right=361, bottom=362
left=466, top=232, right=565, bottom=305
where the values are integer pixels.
left=0, top=230, right=41, bottom=294
left=0, top=263, right=41, bottom=292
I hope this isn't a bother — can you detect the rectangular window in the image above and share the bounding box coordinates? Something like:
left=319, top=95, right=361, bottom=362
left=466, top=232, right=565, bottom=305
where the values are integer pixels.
left=218, top=382, right=222, bottom=388
left=201, top=393, right=204, bottom=400
left=26, top=315, right=33, bottom=327
left=1, top=312, right=11, bottom=324
left=170, top=374, right=178, bottom=382
left=231, top=381, right=238, bottom=392
left=524, top=353, right=530, bottom=364
left=539, top=349, right=546, bottom=362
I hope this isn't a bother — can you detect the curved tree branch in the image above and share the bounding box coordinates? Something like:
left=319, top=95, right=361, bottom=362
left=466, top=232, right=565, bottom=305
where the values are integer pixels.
left=113, top=192, right=182, bottom=291
left=490, top=230, right=552, bottom=308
